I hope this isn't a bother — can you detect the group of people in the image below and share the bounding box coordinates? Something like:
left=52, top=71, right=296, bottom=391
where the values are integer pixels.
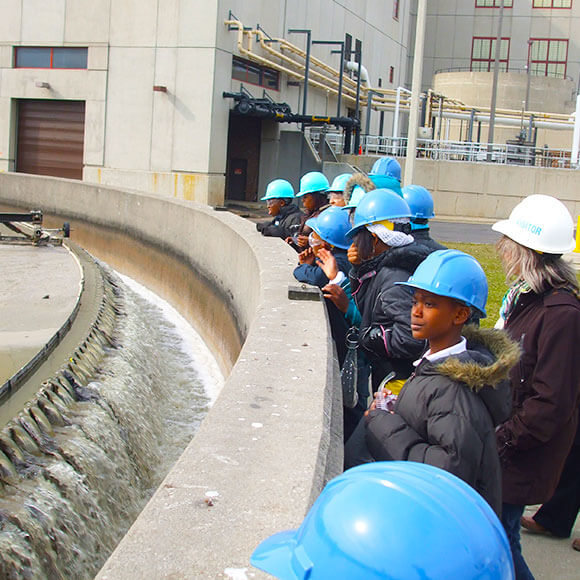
left=253, top=156, right=580, bottom=579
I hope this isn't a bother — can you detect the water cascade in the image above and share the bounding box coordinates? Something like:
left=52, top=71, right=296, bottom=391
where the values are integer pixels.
left=0, top=265, right=222, bottom=579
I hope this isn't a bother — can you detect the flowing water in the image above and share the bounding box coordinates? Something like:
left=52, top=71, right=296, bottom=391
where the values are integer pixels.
left=0, top=268, right=224, bottom=579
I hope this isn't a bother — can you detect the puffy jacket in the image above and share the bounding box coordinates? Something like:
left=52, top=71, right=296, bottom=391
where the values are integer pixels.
left=366, top=325, right=519, bottom=515
left=411, top=228, right=447, bottom=252
left=349, top=242, right=433, bottom=390
left=256, top=203, right=303, bottom=239
left=496, top=287, right=580, bottom=505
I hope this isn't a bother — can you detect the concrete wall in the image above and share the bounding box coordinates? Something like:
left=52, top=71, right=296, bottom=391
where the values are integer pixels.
left=0, top=172, right=343, bottom=578
left=339, top=155, right=580, bottom=220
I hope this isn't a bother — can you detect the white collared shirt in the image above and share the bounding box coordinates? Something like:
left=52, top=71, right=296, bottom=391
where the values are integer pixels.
left=413, top=336, right=467, bottom=366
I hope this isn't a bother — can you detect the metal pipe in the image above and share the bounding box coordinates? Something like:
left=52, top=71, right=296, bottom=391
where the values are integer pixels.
left=572, top=94, right=580, bottom=165
left=525, top=40, right=534, bottom=111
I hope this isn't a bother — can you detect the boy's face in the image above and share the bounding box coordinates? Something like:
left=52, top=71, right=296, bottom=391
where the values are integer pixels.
left=266, top=198, right=284, bottom=216
left=411, top=289, right=470, bottom=351
left=302, top=193, right=316, bottom=212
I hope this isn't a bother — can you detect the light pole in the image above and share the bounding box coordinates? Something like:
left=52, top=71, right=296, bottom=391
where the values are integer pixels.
left=487, top=0, right=505, bottom=161
left=404, top=0, right=427, bottom=186
left=525, top=39, right=534, bottom=112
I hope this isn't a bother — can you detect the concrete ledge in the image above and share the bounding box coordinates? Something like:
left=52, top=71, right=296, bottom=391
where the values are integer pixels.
left=0, top=172, right=343, bottom=578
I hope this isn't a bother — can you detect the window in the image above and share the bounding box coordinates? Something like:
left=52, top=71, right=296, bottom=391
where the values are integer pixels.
left=232, top=57, right=279, bottom=91
left=471, top=37, right=510, bottom=72
left=475, top=0, right=513, bottom=7
left=393, top=0, right=400, bottom=20
left=389, top=66, right=394, bottom=83
left=529, top=39, right=568, bottom=78
left=15, top=47, right=88, bottom=69
left=533, top=0, right=572, bottom=8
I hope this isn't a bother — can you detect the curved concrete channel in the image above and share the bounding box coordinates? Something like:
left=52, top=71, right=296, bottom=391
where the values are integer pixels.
left=0, top=172, right=342, bottom=578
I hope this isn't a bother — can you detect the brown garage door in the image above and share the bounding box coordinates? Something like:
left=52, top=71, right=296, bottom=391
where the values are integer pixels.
left=16, top=100, right=85, bottom=180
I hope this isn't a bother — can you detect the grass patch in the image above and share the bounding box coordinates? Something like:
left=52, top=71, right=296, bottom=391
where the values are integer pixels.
left=445, top=242, right=507, bottom=328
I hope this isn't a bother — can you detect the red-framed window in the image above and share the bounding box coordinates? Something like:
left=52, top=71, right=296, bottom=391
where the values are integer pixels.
left=475, top=0, right=513, bottom=7
left=471, top=37, right=510, bottom=72
left=232, top=56, right=279, bottom=91
left=14, top=47, right=88, bottom=69
left=393, top=0, right=400, bottom=20
left=529, top=38, right=568, bottom=77
left=532, top=0, right=572, bottom=8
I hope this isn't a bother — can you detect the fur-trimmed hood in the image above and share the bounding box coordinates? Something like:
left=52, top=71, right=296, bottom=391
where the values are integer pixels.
left=436, top=325, right=520, bottom=391
left=424, top=324, right=520, bottom=426
left=343, top=173, right=376, bottom=204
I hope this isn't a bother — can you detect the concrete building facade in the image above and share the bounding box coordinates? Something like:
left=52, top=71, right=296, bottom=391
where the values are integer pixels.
left=403, top=0, right=580, bottom=150
left=0, top=0, right=412, bottom=205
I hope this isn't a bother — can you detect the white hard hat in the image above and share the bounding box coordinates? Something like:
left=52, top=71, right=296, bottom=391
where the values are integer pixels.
left=492, top=194, right=576, bottom=254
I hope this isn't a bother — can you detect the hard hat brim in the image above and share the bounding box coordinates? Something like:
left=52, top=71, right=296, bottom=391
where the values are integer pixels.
left=492, top=220, right=576, bottom=254
left=251, top=529, right=298, bottom=578
left=395, top=281, right=487, bottom=318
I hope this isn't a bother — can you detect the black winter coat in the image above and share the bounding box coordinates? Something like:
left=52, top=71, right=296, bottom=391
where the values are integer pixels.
left=349, top=242, right=433, bottom=389
left=257, top=203, right=303, bottom=239
left=366, top=325, right=519, bottom=515
left=496, top=287, right=580, bottom=505
left=412, top=228, right=447, bottom=251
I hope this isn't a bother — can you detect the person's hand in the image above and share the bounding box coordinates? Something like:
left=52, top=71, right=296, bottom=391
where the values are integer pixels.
left=297, top=234, right=309, bottom=248
left=322, top=284, right=349, bottom=313
left=317, top=248, right=339, bottom=280
left=298, top=248, right=316, bottom=265
left=347, top=243, right=361, bottom=265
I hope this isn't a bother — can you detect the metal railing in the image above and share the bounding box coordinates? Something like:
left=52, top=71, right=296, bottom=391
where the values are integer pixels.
left=307, top=128, right=577, bottom=169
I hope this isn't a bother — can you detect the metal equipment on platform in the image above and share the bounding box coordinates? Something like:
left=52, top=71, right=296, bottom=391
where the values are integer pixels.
left=0, top=210, right=70, bottom=245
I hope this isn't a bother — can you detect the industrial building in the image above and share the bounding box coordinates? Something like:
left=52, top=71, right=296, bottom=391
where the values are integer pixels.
left=0, top=0, right=412, bottom=205
left=1, top=1, right=578, bottom=207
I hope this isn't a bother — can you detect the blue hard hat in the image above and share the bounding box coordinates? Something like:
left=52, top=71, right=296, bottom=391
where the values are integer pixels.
left=251, top=462, right=514, bottom=580
left=342, top=185, right=366, bottom=210
left=346, top=188, right=411, bottom=238
left=398, top=249, right=488, bottom=317
left=402, top=184, right=435, bottom=219
left=328, top=173, right=352, bottom=193
left=261, top=179, right=295, bottom=201
left=305, top=206, right=351, bottom=250
left=296, top=172, right=329, bottom=197
left=369, top=156, right=401, bottom=181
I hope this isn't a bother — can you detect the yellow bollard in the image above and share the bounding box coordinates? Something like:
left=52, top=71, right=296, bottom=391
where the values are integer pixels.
left=576, top=216, right=580, bottom=253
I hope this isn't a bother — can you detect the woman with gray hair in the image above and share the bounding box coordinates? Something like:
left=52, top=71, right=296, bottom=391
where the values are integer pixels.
left=493, top=194, right=580, bottom=580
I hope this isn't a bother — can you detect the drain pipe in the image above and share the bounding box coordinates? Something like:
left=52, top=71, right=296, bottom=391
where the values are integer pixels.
left=572, top=95, right=580, bottom=166
left=393, top=87, right=412, bottom=146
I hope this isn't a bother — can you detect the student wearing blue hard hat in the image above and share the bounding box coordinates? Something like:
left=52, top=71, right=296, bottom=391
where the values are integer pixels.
left=287, top=171, right=330, bottom=251
left=342, top=188, right=432, bottom=397
left=256, top=179, right=304, bottom=240
left=401, top=184, right=446, bottom=251
left=293, top=206, right=352, bottom=367
left=251, top=461, right=515, bottom=580
left=327, top=173, right=351, bottom=207
left=346, top=250, right=517, bottom=518
left=367, top=156, right=402, bottom=197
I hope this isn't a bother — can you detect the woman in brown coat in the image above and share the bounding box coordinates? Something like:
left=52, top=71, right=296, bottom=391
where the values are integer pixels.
left=493, top=194, right=580, bottom=580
